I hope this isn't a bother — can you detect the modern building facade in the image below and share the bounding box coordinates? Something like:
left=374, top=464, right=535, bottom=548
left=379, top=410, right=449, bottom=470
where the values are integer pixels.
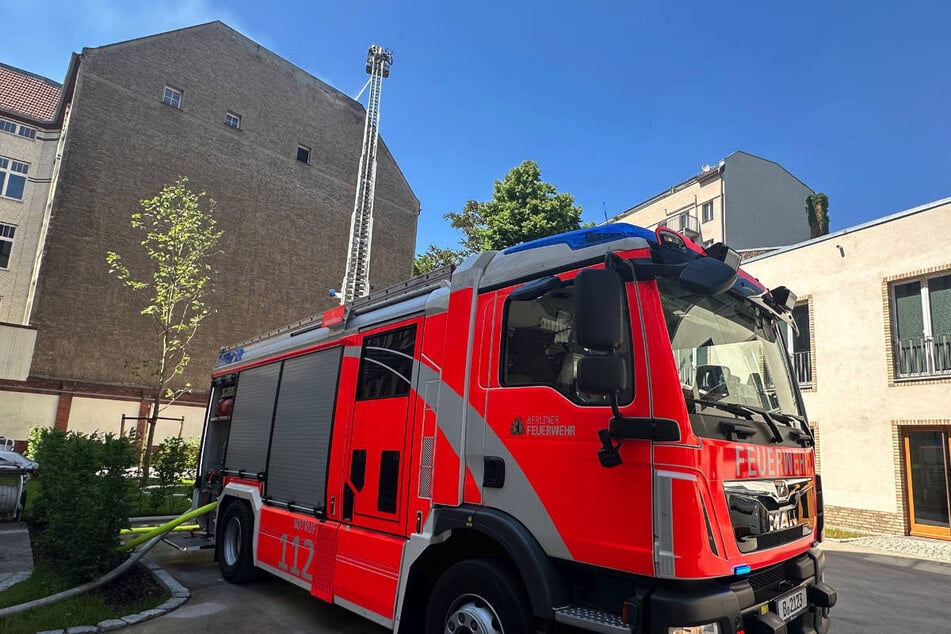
left=609, top=151, right=815, bottom=250
left=0, top=62, right=74, bottom=380
left=0, top=22, right=419, bottom=448
left=743, top=197, right=951, bottom=538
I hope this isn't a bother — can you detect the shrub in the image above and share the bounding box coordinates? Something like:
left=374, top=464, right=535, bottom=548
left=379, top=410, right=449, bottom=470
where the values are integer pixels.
left=24, top=425, right=45, bottom=460
left=152, top=437, right=190, bottom=511
left=31, top=429, right=137, bottom=583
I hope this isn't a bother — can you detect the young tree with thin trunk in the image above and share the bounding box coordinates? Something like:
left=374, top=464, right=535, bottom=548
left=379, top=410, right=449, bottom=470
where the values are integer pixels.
left=106, top=178, right=222, bottom=482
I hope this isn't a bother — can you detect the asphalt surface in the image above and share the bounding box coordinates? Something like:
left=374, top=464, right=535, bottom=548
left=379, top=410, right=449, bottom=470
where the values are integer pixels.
left=127, top=543, right=951, bottom=633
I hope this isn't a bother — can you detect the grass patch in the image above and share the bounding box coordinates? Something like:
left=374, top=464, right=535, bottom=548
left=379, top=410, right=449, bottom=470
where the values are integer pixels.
left=825, top=527, right=867, bottom=539
left=0, top=560, right=169, bottom=633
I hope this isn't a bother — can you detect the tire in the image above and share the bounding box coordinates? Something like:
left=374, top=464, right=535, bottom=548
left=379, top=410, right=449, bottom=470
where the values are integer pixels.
left=217, top=501, right=258, bottom=583
left=425, top=559, right=534, bottom=634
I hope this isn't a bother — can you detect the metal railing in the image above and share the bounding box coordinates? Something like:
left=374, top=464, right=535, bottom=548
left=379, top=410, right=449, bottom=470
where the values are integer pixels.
left=791, top=351, right=812, bottom=386
left=896, top=334, right=951, bottom=378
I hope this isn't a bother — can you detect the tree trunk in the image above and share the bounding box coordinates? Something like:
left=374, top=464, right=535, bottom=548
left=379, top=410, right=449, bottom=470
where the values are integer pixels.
left=140, top=395, right=161, bottom=485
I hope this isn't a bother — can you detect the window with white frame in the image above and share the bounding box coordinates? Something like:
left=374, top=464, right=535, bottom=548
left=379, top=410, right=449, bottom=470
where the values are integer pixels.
left=163, top=86, right=183, bottom=109
left=0, top=119, right=17, bottom=135
left=892, top=273, right=951, bottom=378
left=780, top=302, right=812, bottom=386
left=17, top=125, right=36, bottom=140
left=702, top=200, right=714, bottom=223
left=225, top=111, right=241, bottom=129
left=296, top=145, right=311, bottom=164
left=0, top=224, right=15, bottom=269
left=0, top=157, right=28, bottom=200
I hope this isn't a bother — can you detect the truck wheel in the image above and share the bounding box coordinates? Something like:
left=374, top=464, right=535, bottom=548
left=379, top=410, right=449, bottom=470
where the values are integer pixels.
left=425, top=559, right=534, bottom=634
left=217, top=501, right=258, bottom=583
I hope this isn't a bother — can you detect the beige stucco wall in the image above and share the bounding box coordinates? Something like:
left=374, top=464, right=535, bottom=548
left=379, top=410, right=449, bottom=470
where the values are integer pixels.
left=67, top=397, right=141, bottom=436
left=64, top=397, right=205, bottom=441
left=0, top=123, right=60, bottom=325
left=743, top=199, right=951, bottom=514
left=0, top=389, right=58, bottom=439
left=616, top=173, right=724, bottom=243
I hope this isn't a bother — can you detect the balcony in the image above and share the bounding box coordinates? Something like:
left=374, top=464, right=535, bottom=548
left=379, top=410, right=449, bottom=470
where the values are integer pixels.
left=791, top=351, right=812, bottom=386
left=895, top=335, right=951, bottom=379
left=678, top=214, right=701, bottom=240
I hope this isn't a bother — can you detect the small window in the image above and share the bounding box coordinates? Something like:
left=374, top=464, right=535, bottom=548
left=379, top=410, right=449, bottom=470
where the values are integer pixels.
left=0, top=120, right=16, bottom=135
left=679, top=214, right=690, bottom=230
left=0, top=223, right=16, bottom=269
left=296, top=145, right=311, bottom=164
left=501, top=280, right=634, bottom=405
left=356, top=325, right=417, bottom=400
left=892, top=274, right=951, bottom=379
left=0, top=157, right=28, bottom=200
left=702, top=201, right=714, bottom=223
left=163, top=86, right=183, bottom=109
left=225, top=112, right=241, bottom=129
left=781, top=303, right=813, bottom=386
left=17, top=126, right=36, bottom=140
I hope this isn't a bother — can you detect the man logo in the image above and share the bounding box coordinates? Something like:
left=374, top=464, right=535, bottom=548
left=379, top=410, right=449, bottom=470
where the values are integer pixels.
left=510, top=417, right=525, bottom=435
left=775, top=480, right=790, bottom=501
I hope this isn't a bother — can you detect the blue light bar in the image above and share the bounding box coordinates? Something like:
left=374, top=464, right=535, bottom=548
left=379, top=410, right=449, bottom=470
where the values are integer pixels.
left=733, top=564, right=751, bottom=575
left=503, top=224, right=657, bottom=254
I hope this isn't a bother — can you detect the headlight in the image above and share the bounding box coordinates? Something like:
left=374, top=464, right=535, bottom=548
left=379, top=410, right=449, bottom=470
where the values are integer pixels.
left=668, top=624, right=720, bottom=634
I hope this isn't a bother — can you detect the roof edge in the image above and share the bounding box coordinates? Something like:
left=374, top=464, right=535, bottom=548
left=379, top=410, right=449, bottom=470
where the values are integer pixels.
left=745, top=195, right=951, bottom=263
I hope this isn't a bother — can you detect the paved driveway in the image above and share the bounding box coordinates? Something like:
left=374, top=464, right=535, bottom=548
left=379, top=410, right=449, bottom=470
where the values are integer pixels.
left=131, top=542, right=951, bottom=633
left=127, top=545, right=386, bottom=634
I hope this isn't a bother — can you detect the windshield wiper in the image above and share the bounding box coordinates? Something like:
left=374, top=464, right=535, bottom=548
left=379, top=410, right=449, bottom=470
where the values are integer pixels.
left=686, top=397, right=785, bottom=443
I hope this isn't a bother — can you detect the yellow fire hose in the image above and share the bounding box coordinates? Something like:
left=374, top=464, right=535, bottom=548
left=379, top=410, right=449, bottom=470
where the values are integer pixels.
left=119, top=501, right=218, bottom=551
left=0, top=501, right=218, bottom=618
left=121, top=524, right=200, bottom=534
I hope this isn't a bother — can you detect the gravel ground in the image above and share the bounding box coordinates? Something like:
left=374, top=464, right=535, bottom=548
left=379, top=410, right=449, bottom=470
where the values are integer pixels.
left=839, top=535, right=951, bottom=562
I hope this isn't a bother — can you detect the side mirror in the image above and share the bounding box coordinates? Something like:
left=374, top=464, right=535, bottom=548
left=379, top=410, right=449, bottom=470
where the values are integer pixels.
left=577, top=355, right=627, bottom=395
left=678, top=257, right=737, bottom=296
left=575, top=268, right=624, bottom=351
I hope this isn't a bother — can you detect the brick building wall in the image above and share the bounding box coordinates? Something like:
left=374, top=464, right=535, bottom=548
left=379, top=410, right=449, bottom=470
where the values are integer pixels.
left=28, top=22, right=419, bottom=391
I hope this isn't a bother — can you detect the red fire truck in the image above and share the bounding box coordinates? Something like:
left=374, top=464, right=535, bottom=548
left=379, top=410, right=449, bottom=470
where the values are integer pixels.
left=194, top=224, right=836, bottom=633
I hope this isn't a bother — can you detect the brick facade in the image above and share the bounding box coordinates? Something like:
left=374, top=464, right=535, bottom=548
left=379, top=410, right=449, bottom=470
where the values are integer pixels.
left=28, top=22, right=419, bottom=391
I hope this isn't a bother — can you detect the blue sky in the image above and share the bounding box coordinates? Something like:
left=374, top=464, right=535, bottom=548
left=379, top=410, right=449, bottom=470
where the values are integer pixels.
left=3, top=0, right=949, bottom=253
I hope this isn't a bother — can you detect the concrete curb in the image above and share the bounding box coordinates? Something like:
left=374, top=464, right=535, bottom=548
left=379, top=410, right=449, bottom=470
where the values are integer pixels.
left=31, top=558, right=191, bottom=634
left=0, top=570, right=32, bottom=593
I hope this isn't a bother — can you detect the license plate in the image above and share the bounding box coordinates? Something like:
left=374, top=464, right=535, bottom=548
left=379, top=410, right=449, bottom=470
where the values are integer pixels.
left=774, top=587, right=807, bottom=621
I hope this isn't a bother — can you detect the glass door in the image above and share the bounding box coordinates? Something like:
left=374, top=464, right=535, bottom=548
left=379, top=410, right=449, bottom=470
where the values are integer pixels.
left=904, top=429, right=951, bottom=538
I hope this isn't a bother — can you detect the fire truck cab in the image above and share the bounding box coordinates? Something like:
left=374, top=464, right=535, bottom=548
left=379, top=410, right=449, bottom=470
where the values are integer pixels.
left=195, top=224, right=836, bottom=633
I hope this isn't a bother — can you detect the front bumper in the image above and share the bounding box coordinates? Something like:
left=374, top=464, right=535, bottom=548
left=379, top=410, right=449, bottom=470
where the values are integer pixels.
left=629, top=548, right=836, bottom=634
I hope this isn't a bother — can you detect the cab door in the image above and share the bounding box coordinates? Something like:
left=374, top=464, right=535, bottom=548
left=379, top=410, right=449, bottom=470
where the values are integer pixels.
left=341, top=320, right=420, bottom=534
left=481, top=272, right=655, bottom=575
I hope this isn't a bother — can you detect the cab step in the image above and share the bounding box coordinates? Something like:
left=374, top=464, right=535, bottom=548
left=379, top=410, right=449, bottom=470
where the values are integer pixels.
left=553, top=605, right=629, bottom=633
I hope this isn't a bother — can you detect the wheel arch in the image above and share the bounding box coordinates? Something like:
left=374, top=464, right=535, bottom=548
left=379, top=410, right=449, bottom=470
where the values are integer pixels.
left=397, top=505, right=567, bottom=632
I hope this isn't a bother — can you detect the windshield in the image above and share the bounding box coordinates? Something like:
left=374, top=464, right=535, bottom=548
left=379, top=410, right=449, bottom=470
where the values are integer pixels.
left=657, top=277, right=803, bottom=418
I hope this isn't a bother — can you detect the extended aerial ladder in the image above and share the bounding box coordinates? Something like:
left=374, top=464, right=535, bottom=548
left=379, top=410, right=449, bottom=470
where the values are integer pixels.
left=339, top=45, right=393, bottom=303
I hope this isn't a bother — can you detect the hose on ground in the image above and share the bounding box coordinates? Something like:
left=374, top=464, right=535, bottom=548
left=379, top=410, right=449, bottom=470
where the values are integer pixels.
left=0, top=501, right=217, bottom=619
left=119, top=502, right=218, bottom=551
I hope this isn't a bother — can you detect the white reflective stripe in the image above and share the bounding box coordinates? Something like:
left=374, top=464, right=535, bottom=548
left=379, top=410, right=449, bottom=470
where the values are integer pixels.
left=334, top=595, right=393, bottom=628
left=656, top=469, right=697, bottom=481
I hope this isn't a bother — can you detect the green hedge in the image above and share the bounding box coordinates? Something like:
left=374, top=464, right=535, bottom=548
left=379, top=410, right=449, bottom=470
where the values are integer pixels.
left=30, top=430, right=137, bottom=583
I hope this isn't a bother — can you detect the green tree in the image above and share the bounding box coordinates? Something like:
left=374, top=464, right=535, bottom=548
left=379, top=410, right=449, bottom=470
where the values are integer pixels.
left=106, top=178, right=222, bottom=482
left=412, top=244, right=465, bottom=276
left=414, top=161, right=585, bottom=274
left=806, top=192, right=830, bottom=238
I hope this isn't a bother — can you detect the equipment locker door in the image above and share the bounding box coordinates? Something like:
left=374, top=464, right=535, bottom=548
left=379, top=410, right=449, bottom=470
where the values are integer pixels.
left=341, top=320, right=420, bottom=532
